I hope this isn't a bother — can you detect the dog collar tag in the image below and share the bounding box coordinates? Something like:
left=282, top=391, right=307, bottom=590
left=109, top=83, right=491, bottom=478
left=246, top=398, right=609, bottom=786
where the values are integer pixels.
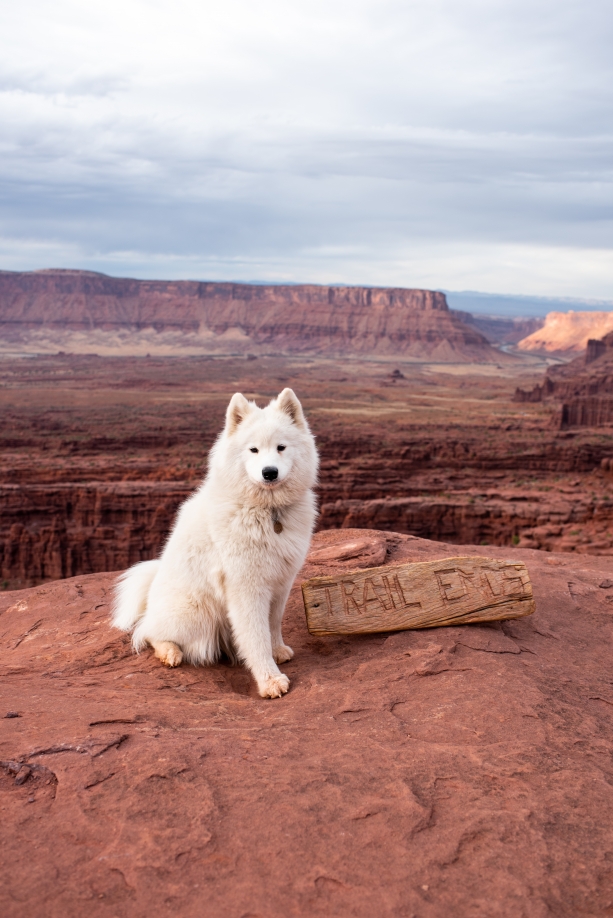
left=272, top=512, right=283, bottom=534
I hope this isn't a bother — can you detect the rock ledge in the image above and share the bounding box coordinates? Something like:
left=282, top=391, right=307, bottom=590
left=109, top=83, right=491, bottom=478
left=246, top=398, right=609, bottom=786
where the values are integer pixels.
left=1, top=529, right=613, bottom=916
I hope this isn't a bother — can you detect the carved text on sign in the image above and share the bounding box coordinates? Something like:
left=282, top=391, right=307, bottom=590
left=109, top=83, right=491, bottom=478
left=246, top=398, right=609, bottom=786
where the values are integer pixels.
left=435, top=567, right=529, bottom=604
left=302, top=556, right=535, bottom=636
left=484, top=569, right=527, bottom=597
left=341, top=573, right=422, bottom=617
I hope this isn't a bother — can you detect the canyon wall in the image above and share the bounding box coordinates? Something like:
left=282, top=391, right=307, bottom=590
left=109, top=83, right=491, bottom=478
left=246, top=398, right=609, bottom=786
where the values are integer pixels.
left=514, top=330, right=613, bottom=426
left=1, top=482, right=193, bottom=585
left=0, top=269, right=499, bottom=361
left=2, top=424, right=612, bottom=588
left=560, top=397, right=613, bottom=427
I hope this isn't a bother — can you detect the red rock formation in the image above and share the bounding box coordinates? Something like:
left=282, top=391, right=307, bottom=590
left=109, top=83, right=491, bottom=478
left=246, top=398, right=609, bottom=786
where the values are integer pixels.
left=0, top=269, right=499, bottom=360
left=514, top=330, right=613, bottom=427
left=561, top=396, right=613, bottom=427
left=2, top=528, right=613, bottom=916
left=318, top=490, right=613, bottom=554
left=3, top=475, right=613, bottom=588
left=512, top=375, right=556, bottom=403
left=3, top=428, right=613, bottom=588
left=1, top=482, right=193, bottom=585
left=586, top=332, right=613, bottom=364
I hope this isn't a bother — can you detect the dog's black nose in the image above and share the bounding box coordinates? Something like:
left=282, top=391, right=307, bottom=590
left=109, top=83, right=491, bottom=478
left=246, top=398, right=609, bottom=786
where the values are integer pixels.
left=262, top=466, right=278, bottom=482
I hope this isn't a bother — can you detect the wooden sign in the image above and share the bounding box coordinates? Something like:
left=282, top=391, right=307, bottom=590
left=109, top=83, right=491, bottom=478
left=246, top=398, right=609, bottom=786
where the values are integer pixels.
left=302, top=556, right=535, bottom=636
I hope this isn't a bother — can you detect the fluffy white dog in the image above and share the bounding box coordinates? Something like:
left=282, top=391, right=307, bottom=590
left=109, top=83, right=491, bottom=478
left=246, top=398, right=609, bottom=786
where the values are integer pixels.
left=112, top=388, right=318, bottom=698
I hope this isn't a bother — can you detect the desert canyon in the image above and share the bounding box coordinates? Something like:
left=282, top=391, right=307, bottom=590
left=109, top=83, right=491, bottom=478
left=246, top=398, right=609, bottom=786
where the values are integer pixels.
left=1, top=270, right=613, bottom=916
left=0, top=270, right=612, bottom=587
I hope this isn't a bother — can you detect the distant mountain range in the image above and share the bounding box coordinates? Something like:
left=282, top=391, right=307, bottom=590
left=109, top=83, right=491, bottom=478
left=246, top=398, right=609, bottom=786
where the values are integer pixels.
left=445, top=290, right=613, bottom=319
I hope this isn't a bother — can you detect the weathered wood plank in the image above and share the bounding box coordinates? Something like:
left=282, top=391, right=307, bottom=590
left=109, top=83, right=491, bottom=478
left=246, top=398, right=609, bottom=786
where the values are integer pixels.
left=302, top=556, right=535, bottom=635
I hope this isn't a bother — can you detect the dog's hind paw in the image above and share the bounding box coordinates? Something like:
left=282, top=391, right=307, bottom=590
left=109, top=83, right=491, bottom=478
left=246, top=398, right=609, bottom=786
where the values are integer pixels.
left=273, top=643, right=294, bottom=664
left=258, top=673, right=290, bottom=699
left=151, top=640, right=183, bottom=668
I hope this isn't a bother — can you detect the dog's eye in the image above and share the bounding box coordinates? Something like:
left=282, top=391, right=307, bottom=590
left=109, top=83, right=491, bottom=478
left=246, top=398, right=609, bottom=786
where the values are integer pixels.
left=249, top=447, right=259, bottom=453
left=277, top=444, right=286, bottom=452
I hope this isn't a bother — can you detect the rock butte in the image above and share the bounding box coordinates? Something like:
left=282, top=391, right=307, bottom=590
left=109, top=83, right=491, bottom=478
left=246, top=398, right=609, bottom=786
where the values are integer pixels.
left=0, top=269, right=500, bottom=362
left=2, top=528, right=613, bottom=916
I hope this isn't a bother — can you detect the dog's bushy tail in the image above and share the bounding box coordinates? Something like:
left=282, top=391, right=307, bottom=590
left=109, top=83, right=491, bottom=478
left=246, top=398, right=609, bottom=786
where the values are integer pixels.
left=112, top=559, right=160, bottom=632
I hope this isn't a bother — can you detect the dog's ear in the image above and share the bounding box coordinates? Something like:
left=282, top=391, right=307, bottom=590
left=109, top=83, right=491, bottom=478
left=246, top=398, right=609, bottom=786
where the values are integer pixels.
left=276, top=388, right=306, bottom=428
left=226, top=393, right=252, bottom=435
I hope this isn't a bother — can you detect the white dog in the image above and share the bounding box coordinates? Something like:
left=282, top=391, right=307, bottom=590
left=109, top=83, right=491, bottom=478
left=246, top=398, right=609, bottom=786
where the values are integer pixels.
left=112, top=388, right=318, bottom=698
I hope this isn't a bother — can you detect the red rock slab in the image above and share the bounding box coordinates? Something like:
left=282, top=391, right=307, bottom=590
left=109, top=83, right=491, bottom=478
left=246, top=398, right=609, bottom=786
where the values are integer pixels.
left=1, top=528, right=613, bottom=917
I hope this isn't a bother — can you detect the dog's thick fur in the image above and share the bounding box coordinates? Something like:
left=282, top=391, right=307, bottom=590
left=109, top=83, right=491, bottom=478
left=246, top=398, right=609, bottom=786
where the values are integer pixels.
left=112, top=388, right=318, bottom=698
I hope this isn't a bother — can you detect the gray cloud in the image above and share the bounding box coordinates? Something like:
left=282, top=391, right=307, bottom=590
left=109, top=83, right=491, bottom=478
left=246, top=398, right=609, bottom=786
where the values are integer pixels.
left=0, top=0, right=611, bottom=296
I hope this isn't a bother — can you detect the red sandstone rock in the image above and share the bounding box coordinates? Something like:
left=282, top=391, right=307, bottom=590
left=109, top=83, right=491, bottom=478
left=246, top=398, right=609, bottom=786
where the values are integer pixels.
left=3, top=454, right=613, bottom=587
left=2, top=528, right=613, bottom=916
left=0, top=481, right=193, bottom=584
left=0, top=269, right=498, bottom=361
left=514, top=330, right=613, bottom=427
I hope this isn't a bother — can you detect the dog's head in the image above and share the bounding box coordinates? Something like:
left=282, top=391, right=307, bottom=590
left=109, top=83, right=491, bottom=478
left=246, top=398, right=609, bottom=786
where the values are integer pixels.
left=219, top=388, right=318, bottom=498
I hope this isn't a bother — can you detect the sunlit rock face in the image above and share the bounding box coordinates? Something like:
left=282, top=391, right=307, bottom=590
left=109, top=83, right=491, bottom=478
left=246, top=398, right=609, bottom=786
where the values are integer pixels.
left=517, top=311, right=613, bottom=355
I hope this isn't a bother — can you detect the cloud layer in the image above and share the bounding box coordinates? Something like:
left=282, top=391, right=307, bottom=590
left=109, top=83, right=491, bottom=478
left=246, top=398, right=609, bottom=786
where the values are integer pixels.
left=1, top=0, right=612, bottom=295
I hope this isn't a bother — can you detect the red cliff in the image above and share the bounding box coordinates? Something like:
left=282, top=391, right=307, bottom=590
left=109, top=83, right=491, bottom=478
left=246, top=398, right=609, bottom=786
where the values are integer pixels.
left=0, top=269, right=499, bottom=361
left=514, top=330, right=613, bottom=426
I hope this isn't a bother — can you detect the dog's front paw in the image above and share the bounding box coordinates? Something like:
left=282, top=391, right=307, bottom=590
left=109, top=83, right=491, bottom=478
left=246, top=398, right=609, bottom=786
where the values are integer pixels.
left=258, top=673, right=290, bottom=699
left=152, top=640, right=183, bottom=667
left=273, top=643, right=294, bottom=664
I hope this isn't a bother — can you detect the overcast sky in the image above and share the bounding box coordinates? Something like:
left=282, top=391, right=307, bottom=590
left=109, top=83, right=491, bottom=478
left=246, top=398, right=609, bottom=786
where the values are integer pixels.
left=0, top=0, right=612, bottom=297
